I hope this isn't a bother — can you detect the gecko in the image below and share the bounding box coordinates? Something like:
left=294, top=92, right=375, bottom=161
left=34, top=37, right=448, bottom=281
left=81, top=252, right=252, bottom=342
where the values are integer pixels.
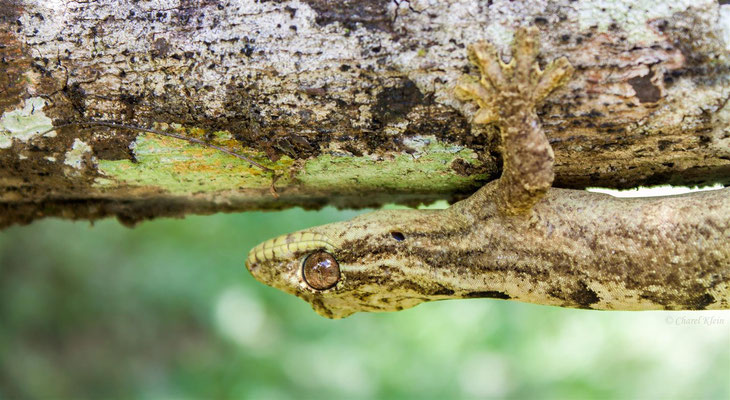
left=245, top=27, right=730, bottom=319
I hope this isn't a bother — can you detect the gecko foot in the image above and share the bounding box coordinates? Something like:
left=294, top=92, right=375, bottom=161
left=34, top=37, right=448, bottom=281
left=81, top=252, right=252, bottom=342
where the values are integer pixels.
left=454, top=27, right=573, bottom=215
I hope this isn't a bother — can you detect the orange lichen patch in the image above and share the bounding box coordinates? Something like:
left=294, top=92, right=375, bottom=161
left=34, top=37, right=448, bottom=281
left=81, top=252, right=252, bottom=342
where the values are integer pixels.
left=171, top=162, right=219, bottom=174
left=97, top=133, right=292, bottom=194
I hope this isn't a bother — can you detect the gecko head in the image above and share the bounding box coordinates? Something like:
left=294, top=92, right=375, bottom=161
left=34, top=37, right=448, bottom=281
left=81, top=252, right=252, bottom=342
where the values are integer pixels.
left=245, top=208, right=459, bottom=318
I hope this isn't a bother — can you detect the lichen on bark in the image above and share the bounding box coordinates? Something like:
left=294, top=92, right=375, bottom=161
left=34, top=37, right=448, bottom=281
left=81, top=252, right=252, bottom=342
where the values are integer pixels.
left=0, top=0, right=729, bottom=227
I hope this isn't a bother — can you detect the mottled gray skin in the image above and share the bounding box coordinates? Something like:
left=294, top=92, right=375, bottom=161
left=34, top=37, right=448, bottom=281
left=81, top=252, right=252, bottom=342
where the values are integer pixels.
left=246, top=28, right=730, bottom=319
left=248, top=184, right=729, bottom=318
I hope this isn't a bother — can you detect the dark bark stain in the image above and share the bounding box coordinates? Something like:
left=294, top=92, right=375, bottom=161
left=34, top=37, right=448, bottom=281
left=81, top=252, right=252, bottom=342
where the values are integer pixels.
left=302, top=0, right=393, bottom=32
left=0, top=0, right=20, bottom=21
left=0, top=130, right=101, bottom=217
left=628, top=73, right=661, bottom=103
left=90, top=130, right=137, bottom=161
left=274, top=134, right=314, bottom=159
left=657, top=139, right=675, bottom=151
left=658, top=10, right=730, bottom=86
left=372, top=79, right=424, bottom=126
left=151, top=38, right=171, bottom=58
left=223, top=83, right=327, bottom=160
left=450, top=158, right=490, bottom=177
left=64, top=82, right=88, bottom=116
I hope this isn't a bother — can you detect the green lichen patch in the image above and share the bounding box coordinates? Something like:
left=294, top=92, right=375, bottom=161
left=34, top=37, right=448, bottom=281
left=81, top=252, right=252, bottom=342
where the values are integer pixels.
left=94, top=129, right=487, bottom=197
left=300, top=139, right=488, bottom=193
left=96, top=128, right=488, bottom=196
left=0, top=97, right=53, bottom=149
left=64, top=138, right=93, bottom=169
left=97, top=131, right=292, bottom=194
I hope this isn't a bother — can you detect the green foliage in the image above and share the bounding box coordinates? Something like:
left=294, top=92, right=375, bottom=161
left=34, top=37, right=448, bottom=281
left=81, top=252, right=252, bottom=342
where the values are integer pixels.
left=0, top=210, right=728, bottom=399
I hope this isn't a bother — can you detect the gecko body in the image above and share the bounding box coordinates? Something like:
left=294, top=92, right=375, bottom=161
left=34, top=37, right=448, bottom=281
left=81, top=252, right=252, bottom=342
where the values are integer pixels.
left=245, top=28, right=730, bottom=318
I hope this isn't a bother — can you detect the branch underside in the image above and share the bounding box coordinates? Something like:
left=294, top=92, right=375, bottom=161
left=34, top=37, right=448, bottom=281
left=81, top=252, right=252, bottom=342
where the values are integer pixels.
left=0, top=0, right=729, bottom=227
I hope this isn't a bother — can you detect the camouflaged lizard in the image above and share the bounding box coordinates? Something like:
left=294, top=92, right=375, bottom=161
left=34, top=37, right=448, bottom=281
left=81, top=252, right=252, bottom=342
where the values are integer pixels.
left=245, top=27, right=730, bottom=319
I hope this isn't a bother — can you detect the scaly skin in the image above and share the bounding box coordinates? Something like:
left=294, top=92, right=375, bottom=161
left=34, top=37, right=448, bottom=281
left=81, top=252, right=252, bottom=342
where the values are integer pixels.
left=245, top=27, right=730, bottom=319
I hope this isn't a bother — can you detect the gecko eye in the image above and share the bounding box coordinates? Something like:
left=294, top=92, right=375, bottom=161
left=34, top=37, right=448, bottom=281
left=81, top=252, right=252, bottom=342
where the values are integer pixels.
left=302, top=251, right=340, bottom=290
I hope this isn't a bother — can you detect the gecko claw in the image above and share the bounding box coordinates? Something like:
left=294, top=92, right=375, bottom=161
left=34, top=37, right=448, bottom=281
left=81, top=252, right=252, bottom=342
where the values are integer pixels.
left=467, top=40, right=509, bottom=91
left=513, top=26, right=540, bottom=86
left=454, top=75, right=499, bottom=124
left=456, top=26, right=574, bottom=215
left=535, top=56, right=574, bottom=103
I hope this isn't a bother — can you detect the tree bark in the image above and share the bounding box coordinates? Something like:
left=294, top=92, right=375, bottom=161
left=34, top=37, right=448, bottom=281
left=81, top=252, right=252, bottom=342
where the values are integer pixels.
left=1, top=0, right=729, bottom=228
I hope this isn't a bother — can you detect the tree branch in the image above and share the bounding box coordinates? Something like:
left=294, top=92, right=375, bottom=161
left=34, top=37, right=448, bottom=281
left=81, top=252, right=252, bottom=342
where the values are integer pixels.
left=1, top=0, right=729, bottom=227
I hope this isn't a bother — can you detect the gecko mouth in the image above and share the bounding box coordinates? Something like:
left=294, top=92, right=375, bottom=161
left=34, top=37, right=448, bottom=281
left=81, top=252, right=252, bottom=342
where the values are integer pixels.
left=245, top=232, right=336, bottom=270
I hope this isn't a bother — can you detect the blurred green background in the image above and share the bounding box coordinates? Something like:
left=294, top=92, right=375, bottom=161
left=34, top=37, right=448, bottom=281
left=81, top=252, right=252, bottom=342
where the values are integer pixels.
left=0, top=207, right=728, bottom=399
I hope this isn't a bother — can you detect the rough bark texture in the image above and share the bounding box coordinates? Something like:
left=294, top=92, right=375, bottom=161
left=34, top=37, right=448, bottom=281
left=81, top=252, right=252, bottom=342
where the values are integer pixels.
left=1, top=0, right=729, bottom=227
